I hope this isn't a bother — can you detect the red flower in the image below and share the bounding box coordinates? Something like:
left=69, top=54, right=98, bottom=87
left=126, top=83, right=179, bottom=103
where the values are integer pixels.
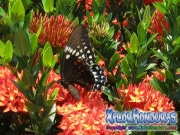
left=148, top=10, right=170, bottom=41
left=118, top=82, right=175, bottom=112
left=56, top=85, right=125, bottom=134
left=0, top=66, right=27, bottom=112
left=85, top=0, right=92, bottom=10
left=143, top=0, right=162, bottom=5
left=122, top=19, right=128, bottom=27
left=29, top=11, right=73, bottom=48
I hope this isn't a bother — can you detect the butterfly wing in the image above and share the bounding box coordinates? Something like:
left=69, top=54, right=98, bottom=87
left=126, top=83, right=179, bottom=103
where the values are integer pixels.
left=60, top=25, right=95, bottom=89
left=60, top=25, right=106, bottom=99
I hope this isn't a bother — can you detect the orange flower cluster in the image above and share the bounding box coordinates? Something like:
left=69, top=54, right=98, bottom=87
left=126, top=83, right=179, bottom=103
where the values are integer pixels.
left=148, top=10, right=170, bottom=41
left=29, top=11, right=73, bottom=48
left=56, top=85, right=125, bottom=135
left=0, top=66, right=26, bottom=112
left=46, top=71, right=124, bottom=134
left=118, top=82, right=174, bottom=112
left=143, top=0, right=162, bottom=5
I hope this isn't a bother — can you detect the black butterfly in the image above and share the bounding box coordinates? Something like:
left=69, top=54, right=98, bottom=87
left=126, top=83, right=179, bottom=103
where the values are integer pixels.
left=60, top=25, right=106, bottom=100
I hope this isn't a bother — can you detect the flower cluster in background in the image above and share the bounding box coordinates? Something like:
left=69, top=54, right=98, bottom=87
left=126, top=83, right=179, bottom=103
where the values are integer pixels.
left=0, top=67, right=26, bottom=112
left=144, top=0, right=162, bottom=5
left=148, top=10, right=170, bottom=41
left=29, top=11, right=73, bottom=48
left=118, top=81, right=174, bottom=112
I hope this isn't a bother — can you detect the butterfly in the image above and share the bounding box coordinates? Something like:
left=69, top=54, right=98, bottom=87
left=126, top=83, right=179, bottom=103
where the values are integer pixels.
left=60, top=25, right=106, bottom=100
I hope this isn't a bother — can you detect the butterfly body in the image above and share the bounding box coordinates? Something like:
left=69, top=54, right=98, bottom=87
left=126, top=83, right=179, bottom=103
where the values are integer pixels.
left=60, top=25, right=106, bottom=100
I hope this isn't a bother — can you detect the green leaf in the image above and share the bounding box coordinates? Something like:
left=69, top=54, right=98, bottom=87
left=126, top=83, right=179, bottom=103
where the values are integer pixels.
left=102, top=87, right=115, bottom=103
left=49, top=88, right=59, bottom=101
left=92, top=0, right=99, bottom=14
left=152, top=49, right=169, bottom=64
left=153, top=2, right=167, bottom=14
left=173, top=36, right=180, bottom=45
left=37, top=24, right=42, bottom=38
left=43, top=81, right=56, bottom=93
left=25, top=101, right=39, bottom=112
left=4, top=40, right=13, bottom=63
left=23, top=10, right=33, bottom=30
left=108, top=26, right=115, bottom=39
left=170, top=89, right=180, bottom=103
left=10, top=79, right=31, bottom=100
left=30, top=34, right=38, bottom=55
left=126, top=54, right=135, bottom=68
left=130, top=33, right=138, bottom=54
left=42, top=0, right=54, bottom=13
left=146, top=34, right=157, bottom=45
left=0, top=7, right=5, bottom=16
left=0, top=59, right=5, bottom=65
left=151, top=77, right=168, bottom=95
left=165, top=70, right=175, bottom=82
left=91, top=36, right=101, bottom=46
left=14, top=29, right=31, bottom=57
left=143, top=6, right=151, bottom=26
left=93, top=13, right=99, bottom=22
left=170, top=45, right=180, bottom=58
left=42, top=118, right=54, bottom=133
left=138, top=34, right=157, bottom=57
left=136, top=72, right=146, bottom=80
left=124, top=27, right=131, bottom=40
left=51, top=54, right=59, bottom=68
left=172, top=17, right=180, bottom=41
left=137, top=23, right=146, bottom=45
left=10, top=0, right=25, bottom=23
left=42, top=103, right=56, bottom=132
left=73, top=17, right=79, bottom=27
left=121, top=57, right=131, bottom=76
left=146, top=63, right=156, bottom=70
left=43, top=42, right=53, bottom=67
left=22, top=0, right=31, bottom=10
left=0, top=40, right=5, bottom=58
left=22, top=68, right=35, bottom=86
left=106, top=13, right=112, bottom=22
left=139, top=49, right=152, bottom=63
left=108, top=53, right=120, bottom=71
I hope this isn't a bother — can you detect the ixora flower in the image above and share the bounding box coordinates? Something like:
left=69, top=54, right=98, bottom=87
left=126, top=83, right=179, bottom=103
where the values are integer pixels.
left=29, top=11, right=73, bottom=48
left=148, top=10, right=170, bottom=41
left=0, top=66, right=27, bottom=112
left=143, top=0, right=162, bottom=5
left=56, top=86, right=126, bottom=135
left=89, top=22, right=110, bottom=38
left=118, top=82, right=174, bottom=112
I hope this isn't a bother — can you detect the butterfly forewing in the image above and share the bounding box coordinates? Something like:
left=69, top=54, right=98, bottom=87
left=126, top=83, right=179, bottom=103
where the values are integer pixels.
left=60, top=25, right=106, bottom=99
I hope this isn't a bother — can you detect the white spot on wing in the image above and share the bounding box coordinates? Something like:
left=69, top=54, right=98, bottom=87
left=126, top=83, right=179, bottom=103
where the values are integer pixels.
left=76, top=52, right=79, bottom=56
left=72, top=50, right=76, bottom=55
left=82, top=54, right=85, bottom=59
left=66, top=54, right=70, bottom=59
left=69, top=48, right=73, bottom=53
left=95, top=66, right=99, bottom=70
left=89, top=60, right=94, bottom=64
